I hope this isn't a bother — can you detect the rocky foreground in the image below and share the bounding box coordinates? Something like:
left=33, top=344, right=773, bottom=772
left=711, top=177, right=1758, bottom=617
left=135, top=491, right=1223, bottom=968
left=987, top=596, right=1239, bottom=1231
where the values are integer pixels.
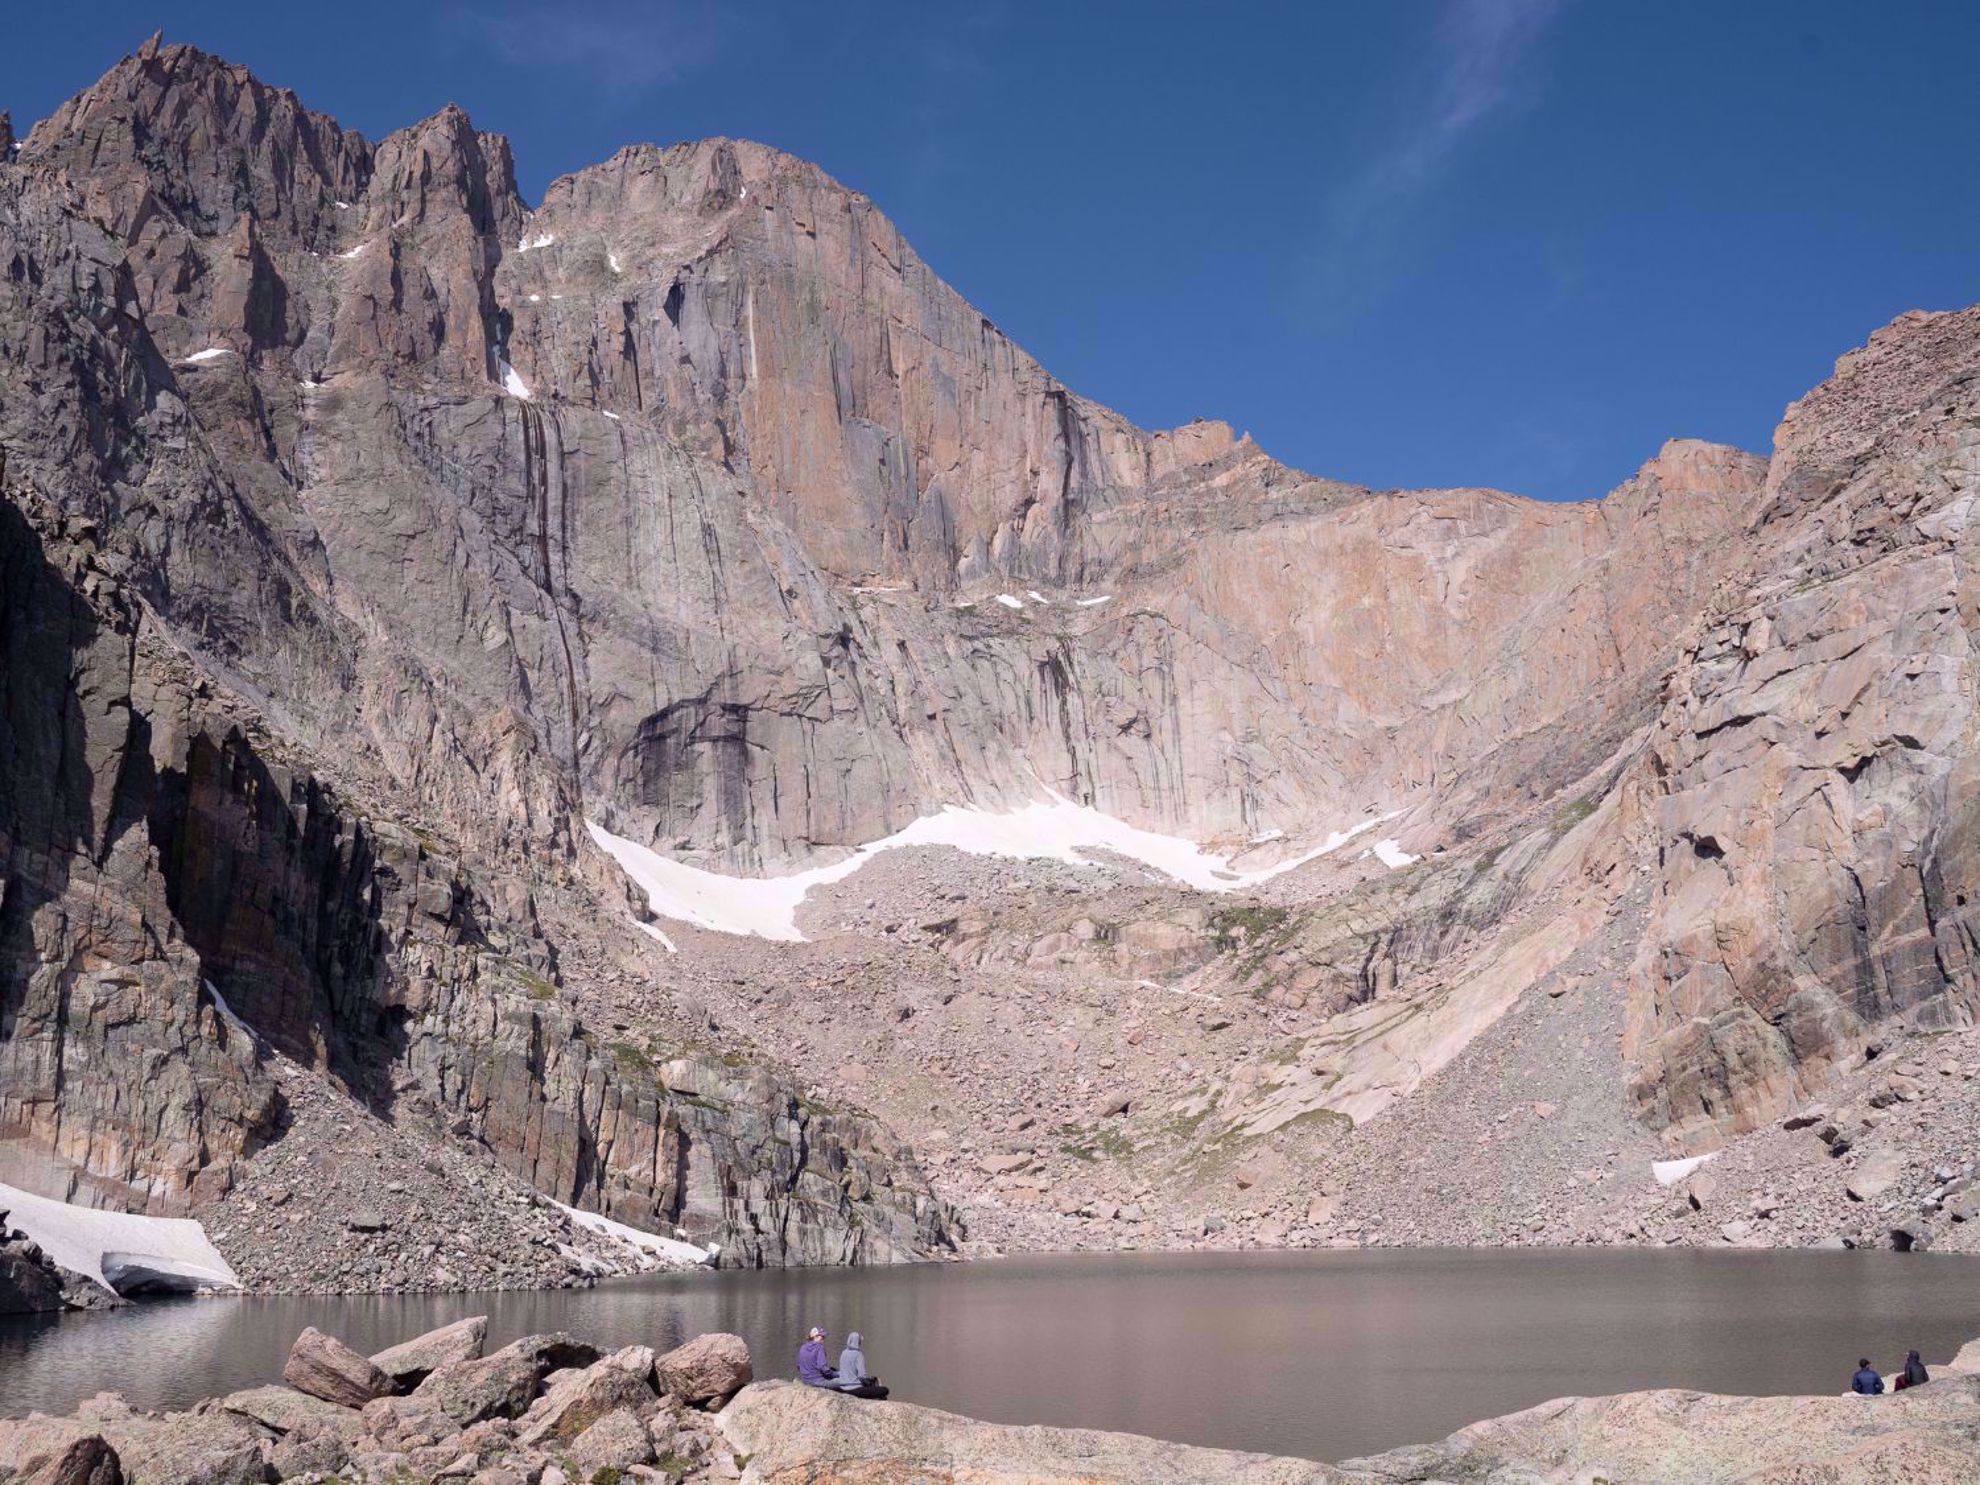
left=6, top=1322, right=1980, bottom=1485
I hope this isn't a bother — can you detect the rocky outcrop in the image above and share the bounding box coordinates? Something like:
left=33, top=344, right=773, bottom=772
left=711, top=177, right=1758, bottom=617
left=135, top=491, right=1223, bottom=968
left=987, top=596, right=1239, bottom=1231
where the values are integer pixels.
left=0, top=1215, right=67, bottom=1315
left=720, top=1371, right=1980, bottom=1485
left=1342, top=1376, right=1980, bottom=1483
left=0, top=474, right=949, bottom=1267
left=5, top=32, right=1980, bottom=1268
left=721, top=1382, right=1340, bottom=1484
left=1623, top=307, right=1980, bottom=1148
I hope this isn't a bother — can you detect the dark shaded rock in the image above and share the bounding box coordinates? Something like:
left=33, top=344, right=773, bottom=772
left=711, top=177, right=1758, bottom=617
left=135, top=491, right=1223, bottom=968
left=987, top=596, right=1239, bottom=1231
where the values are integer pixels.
left=20, top=1435, right=120, bottom=1485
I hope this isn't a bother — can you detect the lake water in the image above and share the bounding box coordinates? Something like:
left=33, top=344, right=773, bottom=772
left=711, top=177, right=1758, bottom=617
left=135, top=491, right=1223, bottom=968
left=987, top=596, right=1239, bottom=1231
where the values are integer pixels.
left=5, top=1250, right=1979, bottom=1462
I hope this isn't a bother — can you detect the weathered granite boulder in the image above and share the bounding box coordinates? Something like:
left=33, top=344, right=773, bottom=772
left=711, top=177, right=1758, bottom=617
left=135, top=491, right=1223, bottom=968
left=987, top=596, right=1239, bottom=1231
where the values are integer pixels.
left=513, top=1361, right=654, bottom=1447
left=654, top=1332, right=753, bottom=1407
left=91, top=1413, right=269, bottom=1485
left=283, top=1326, right=393, bottom=1407
left=17, top=1434, right=121, bottom=1485
left=371, top=1316, right=489, bottom=1390
left=566, top=1407, right=654, bottom=1474
left=416, top=1334, right=598, bottom=1426
left=0, top=1416, right=98, bottom=1481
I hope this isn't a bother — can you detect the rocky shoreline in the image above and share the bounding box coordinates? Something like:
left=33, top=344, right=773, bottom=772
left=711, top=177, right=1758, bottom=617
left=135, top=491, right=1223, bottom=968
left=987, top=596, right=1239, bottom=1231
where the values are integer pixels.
left=3, top=1319, right=1979, bottom=1485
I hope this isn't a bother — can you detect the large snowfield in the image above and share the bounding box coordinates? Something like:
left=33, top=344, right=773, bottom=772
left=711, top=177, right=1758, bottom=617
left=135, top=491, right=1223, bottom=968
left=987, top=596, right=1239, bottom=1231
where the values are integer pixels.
left=0, top=1181, right=240, bottom=1295
left=589, top=796, right=1389, bottom=943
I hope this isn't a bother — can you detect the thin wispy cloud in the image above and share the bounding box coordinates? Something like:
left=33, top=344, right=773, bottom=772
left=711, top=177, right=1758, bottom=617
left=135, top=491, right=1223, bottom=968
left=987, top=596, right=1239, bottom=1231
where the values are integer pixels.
left=1309, top=0, right=1572, bottom=312
left=447, top=0, right=726, bottom=96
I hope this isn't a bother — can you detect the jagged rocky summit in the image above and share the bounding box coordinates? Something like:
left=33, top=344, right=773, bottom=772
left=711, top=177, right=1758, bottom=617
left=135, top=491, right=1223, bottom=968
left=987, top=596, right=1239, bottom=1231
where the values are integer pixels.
left=0, top=34, right=1977, bottom=1279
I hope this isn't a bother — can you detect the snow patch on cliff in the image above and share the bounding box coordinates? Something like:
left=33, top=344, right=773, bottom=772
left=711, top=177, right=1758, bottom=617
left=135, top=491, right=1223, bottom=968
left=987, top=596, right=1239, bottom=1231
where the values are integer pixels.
left=178, top=347, right=233, bottom=365
left=517, top=232, right=555, bottom=252
left=1652, top=1152, right=1720, bottom=1187
left=994, top=594, right=1025, bottom=610
left=0, top=1181, right=240, bottom=1296
left=1371, top=839, right=1418, bottom=868
left=500, top=361, right=533, bottom=400
left=552, top=1201, right=715, bottom=1268
left=590, top=801, right=1389, bottom=943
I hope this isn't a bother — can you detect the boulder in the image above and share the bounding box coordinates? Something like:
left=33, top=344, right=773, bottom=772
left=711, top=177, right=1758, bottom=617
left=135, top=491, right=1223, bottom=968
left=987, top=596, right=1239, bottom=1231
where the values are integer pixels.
left=283, top=1326, right=393, bottom=1407
left=97, top=1413, right=268, bottom=1485
left=415, top=1353, right=540, bottom=1427
left=361, top=1391, right=461, bottom=1448
left=568, top=1408, right=653, bottom=1474
left=215, top=1384, right=365, bottom=1437
left=0, top=1247, right=67, bottom=1315
left=20, top=1435, right=120, bottom=1485
left=654, top=1333, right=753, bottom=1406
left=515, top=1361, right=656, bottom=1447
left=597, top=1344, right=657, bottom=1385
left=502, top=1332, right=601, bottom=1374
left=1846, top=1151, right=1903, bottom=1203
left=371, top=1315, right=489, bottom=1389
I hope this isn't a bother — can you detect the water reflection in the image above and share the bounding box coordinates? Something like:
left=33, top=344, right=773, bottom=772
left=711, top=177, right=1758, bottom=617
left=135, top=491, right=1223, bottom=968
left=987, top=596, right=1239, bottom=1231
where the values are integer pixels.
left=4, top=1250, right=1978, bottom=1462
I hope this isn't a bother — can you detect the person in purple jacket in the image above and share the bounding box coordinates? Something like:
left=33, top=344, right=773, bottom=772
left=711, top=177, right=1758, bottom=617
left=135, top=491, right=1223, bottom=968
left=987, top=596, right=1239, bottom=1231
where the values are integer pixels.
left=796, top=1326, right=840, bottom=1387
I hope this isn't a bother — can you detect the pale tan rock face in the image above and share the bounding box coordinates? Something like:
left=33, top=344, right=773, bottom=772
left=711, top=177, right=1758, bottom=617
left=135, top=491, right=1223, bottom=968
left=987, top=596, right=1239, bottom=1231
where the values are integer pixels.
left=1624, top=307, right=1980, bottom=1148
left=3, top=35, right=1977, bottom=1253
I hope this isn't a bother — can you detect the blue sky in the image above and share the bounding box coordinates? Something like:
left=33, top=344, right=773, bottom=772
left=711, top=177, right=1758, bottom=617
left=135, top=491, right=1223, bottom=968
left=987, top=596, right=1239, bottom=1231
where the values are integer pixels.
left=5, top=2, right=1975, bottom=500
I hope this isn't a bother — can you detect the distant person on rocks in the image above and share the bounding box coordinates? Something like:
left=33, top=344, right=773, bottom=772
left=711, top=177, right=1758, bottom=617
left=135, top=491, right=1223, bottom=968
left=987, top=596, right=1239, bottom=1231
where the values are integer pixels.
left=1896, top=1349, right=1929, bottom=1389
left=1851, top=1358, right=1885, bottom=1395
left=797, top=1326, right=840, bottom=1387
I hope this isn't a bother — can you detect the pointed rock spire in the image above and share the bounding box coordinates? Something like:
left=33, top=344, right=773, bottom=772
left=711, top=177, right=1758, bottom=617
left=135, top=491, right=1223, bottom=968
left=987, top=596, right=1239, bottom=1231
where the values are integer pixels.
left=138, top=30, right=164, bottom=62
left=0, top=111, right=13, bottom=157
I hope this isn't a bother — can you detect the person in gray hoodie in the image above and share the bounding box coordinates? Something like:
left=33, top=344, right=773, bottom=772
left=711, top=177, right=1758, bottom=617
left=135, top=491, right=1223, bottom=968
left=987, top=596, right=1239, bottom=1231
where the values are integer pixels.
left=836, top=1331, right=873, bottom=1389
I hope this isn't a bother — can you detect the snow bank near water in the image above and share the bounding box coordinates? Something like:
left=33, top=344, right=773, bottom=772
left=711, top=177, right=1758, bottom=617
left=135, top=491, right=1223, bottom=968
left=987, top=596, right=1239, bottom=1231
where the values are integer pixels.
left=553, top=1201, right=716, bottom=1269
left=0, top=1181, right=240, bottom=1296
left=589, top=798, right=1389, bottom=943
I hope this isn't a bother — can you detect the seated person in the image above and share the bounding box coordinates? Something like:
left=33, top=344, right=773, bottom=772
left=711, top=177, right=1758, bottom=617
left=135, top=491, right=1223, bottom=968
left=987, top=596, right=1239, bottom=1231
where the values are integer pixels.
left=1851, top=1358, right=1884, bottom=1395
left=838, top=1330, right=876, bottom=1389
left=797, top=1326, right=840, bottom=1387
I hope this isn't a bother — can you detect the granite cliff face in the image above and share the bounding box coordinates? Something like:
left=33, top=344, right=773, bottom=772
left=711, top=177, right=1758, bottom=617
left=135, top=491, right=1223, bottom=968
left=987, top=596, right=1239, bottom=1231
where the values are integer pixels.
left=0, top=37, right=1975, bottom=1272
left=1622, top=306, right=1980, bottom=1146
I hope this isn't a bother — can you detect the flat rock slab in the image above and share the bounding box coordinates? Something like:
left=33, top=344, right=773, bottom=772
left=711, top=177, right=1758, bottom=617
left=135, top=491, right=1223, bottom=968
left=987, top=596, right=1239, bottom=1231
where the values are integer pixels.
left=214, top=1384, right=364, bottom=1438
left=719, top=1382, right=1339, bottom=1484
left=371, top=1315, right=488, bottom=1388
